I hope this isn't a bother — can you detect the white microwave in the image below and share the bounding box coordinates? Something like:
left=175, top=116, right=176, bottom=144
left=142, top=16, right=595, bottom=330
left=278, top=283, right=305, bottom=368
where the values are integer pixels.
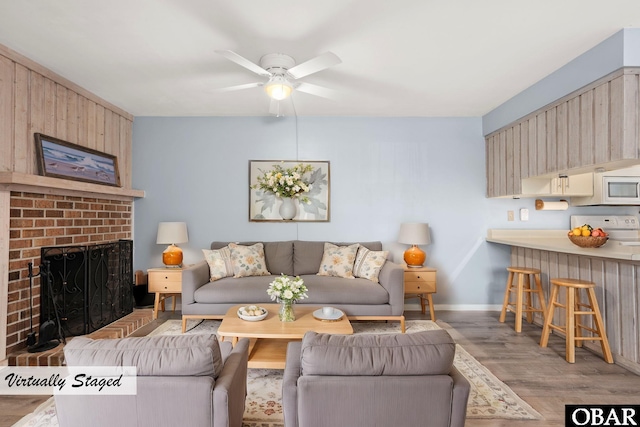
left=572, top=171, right=640, bottom=206
left=602, top=176, right=640, bottom=204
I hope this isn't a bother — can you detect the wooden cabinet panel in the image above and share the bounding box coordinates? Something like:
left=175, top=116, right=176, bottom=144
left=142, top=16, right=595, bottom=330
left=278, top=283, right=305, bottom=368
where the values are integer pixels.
left=556, top=102, right=568, bottom=171
left=580, top=90, right=594, bottom=167
left=148, top=269, right=182, bottom=292
left=536, top=112, right=546, bottom=176
left=546, top=108, right=557, bottom=174
left=486, top=69, right=640, bottom=199
left=594, top=83, right=610, bottom=164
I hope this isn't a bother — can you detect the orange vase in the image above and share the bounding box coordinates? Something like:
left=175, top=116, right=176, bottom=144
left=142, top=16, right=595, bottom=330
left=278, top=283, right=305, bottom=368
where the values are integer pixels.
left=162, top=244, right=183, bottom=267
left=404, top=245, right=426, bottom=268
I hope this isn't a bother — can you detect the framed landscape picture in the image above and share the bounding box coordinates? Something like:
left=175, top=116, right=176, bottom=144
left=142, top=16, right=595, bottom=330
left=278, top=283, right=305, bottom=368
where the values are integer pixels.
left=35, top=133, right=121, bottom=187
left=249, top=160, right=330, bottom=222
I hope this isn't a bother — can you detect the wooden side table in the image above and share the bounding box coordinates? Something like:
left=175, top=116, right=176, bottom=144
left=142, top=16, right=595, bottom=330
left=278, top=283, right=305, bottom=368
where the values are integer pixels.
left=403, top=265, right=437, bottom=320
left=148, top=267, right=182, bottom=320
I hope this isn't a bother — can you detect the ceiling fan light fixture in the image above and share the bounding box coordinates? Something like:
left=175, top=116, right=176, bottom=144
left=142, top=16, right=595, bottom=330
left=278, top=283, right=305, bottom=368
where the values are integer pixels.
left=264, top=76, right=293, bottom=100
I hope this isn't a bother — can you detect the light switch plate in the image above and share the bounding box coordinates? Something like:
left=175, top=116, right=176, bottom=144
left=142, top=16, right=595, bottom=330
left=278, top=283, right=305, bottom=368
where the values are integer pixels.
left=520, top=208, right=529, bottom=221
left=507, top=210, right=514, bottom=221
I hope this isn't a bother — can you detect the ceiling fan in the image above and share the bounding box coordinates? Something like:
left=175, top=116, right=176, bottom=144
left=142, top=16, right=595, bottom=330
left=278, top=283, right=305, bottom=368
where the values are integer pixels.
left=215, top=50, right=342, bottom=115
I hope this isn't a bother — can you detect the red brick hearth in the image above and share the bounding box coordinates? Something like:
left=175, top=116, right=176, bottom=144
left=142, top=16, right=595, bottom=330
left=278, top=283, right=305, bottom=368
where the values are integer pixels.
left=7, top=191, right=132, bottom=357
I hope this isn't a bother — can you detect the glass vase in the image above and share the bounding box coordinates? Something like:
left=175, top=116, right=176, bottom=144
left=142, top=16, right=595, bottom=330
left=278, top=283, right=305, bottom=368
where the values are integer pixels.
left=279, top=299, right=296, bottom=322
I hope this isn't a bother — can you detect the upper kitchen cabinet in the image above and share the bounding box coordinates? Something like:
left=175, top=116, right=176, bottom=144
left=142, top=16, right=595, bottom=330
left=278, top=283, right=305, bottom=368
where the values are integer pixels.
left=486, top=68, right=640, bottom=198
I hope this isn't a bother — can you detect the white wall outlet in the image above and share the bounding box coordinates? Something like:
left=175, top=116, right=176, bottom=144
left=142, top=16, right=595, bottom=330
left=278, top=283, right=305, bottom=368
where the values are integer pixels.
left=520, top=208, right=529, bottom=221
left=507, top=210, right=514, bottom=221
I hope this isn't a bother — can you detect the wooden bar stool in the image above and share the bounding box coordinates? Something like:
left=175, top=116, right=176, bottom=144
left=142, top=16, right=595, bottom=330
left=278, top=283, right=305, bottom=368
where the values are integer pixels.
left=540, top=278, right=613, bottom=364
left=499, top=267, right=547, bottom=333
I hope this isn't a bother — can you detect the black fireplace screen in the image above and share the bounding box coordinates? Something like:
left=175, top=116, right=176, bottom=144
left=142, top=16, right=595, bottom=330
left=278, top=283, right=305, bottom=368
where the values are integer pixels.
left=40, top=240, right=134, bottom=337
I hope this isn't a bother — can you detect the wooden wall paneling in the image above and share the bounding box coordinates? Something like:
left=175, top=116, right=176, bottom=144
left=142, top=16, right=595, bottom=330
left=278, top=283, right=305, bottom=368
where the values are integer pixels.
left=29, top=71, right=45, bottom=176
left=593, top=82, right=610, bottom=164
left=103, top=109, right=113, bottom=154
left=528, top=116, right=537, bottom=177
left=580, top=90, right=594, bottom=167
left=520, top=120, right=529, bottom=179
left=66, top=90, right=78, bottom=144
left=567, top=96, right=581, bottom=169
left=546, top=108, right=557, bottom=175
left=77, top=95, right=88, bottom=146
left=505, top=128, right=513, bottom=195
left=618, top=263, right=637, bottom=362
left=43, top=77, right=56, bottom=135
left=493, top=136, right=500, bottom=197
left=86, top=99, right=97, bottom=149
left=536, top=112, right=546, bottom=176
left=635, top=265, right=640, bottom=363
left=485, top=138, right=492, bottom=197
left=603, top=260, right=621, bottom=355
left=556, top=102, right=568, bottom=171
left=95, top=104, right=105, bottom=152
left=120, top=117, right=132, bottom=188
left=609, top=76, right=624, bottom=161
left=622, top=74, right=639, bottom=160
left=0, top=56, right=14, bottom=171
left=498, top=131, right=507, bottom=196
left=512, top=124, right=521, bottom=194
left=13, top=64, right=29, bottom=174
left=55, top=84, right=67, bottom=140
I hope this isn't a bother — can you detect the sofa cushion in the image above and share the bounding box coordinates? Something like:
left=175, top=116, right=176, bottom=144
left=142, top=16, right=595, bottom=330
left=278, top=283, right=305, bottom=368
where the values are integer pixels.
left=202, top=247, right=233, bottom=281
left=317, top=243, right=360, bottom=279
left=211, top=241, right=294, bottom=275
left=299, top=275, right=389, bottom=305
left=63, top=334, right=224, bottom=378
left=293, top=241, right=383, bottom=275
left=194, top=276, right=276, bottom=304
left=300, top=330, right=455, bottom=376
left=229, top=243, right=271, bottom=278
left=353, top=247, right=389, bottom=283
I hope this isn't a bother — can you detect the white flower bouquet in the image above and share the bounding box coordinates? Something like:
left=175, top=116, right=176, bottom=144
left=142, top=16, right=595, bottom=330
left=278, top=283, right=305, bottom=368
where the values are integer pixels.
left=266, top=274, right=309, bottom=303
left=251, top=162, right=314, bottom=203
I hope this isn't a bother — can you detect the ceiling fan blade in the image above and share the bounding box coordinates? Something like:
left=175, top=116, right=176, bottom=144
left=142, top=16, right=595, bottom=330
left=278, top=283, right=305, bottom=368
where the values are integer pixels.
left=215, top=50, right=271, bottom=77
left=214, top=82, right=263, bottom=92
left=287, top=52, right=341, bottom=79
left=295, top=82, right=339, bottom=99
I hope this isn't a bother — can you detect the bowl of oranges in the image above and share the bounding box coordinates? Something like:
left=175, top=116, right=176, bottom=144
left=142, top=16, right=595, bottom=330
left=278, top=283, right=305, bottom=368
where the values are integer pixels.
left=568, top=224, right=609, bottom=248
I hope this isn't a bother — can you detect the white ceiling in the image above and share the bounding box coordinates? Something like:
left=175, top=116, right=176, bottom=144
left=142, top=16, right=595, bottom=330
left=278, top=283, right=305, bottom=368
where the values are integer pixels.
left=1, top=0, right=640, bottom=117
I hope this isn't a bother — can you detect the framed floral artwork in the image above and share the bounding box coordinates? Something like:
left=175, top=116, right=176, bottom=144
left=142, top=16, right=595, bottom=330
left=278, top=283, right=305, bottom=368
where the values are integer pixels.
left=249, top=160, right=330, bottom=222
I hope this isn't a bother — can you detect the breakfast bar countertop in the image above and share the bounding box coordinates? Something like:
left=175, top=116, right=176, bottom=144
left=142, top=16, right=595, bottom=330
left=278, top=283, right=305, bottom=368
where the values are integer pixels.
left=486, top=229, right=640, bottom=261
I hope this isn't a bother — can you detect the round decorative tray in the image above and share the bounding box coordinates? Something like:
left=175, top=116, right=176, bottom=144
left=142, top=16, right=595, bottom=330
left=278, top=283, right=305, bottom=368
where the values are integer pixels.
left=237, top=306, right=268, bottom=321
left=568, top=234, right=608, bottom=248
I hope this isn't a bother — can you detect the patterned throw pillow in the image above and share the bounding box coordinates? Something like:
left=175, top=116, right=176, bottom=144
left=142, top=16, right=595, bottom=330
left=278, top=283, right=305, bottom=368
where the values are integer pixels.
left=229, top=243, right=271, bottom=278
left=317, top=243, right=360, bottom=279
left=202, top=247, right=233, bottom=281
left=353, top=246, right=389, bottom=283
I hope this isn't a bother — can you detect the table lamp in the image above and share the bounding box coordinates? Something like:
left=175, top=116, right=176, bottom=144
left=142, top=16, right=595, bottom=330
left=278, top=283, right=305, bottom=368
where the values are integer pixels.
left=398, top=222, right=431, bottom=268
left=156, top=222, right=188, bottom=267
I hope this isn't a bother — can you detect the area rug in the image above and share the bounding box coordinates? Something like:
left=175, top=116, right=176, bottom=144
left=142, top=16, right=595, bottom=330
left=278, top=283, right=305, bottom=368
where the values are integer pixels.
left=13, top=319, right=541, bottom=427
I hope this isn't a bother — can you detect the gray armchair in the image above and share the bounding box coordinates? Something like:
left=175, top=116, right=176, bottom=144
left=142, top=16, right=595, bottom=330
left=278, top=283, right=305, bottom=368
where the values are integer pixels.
left=283, top=330, right=470, bottom=427
left=56, top=333, right=249, bottom=427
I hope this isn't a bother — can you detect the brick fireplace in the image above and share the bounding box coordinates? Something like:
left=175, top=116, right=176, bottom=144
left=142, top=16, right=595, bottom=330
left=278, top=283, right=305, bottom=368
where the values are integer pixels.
left=7, top=191, right=132, bottom=357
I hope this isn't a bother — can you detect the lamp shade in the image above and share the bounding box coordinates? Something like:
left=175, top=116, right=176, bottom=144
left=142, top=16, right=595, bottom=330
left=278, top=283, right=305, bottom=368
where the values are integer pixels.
left=398, top=222, right=431, bottom=246
left=156, top=222, right=188, bottom=245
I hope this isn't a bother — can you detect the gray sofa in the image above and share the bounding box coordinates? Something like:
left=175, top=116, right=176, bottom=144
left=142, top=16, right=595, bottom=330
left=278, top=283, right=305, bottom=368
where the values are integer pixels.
left=181, top=240, right=405, bottom=332
left=56, top=334, right=249, bottom=427
left=282, top=330, right=470, bottom=427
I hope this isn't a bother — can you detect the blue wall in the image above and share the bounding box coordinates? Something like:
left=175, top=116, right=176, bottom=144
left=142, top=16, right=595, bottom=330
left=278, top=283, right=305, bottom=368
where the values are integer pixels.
left=483, top=28, right=640, bottom=135
left=131, top=116, right=606, bottom=307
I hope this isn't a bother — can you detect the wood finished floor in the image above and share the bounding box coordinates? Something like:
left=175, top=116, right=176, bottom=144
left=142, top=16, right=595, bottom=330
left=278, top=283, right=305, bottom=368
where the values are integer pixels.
left=2, top=309, right=639, bottom=427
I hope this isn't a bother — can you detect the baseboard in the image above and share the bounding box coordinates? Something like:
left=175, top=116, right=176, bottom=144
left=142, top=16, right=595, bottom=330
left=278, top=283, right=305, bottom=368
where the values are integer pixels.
left=404, top=303, right=502, bottom=312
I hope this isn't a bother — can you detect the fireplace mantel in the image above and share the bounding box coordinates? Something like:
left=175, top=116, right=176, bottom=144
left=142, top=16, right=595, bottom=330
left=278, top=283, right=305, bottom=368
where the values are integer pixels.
left=0, top=172, right=145, bottom=200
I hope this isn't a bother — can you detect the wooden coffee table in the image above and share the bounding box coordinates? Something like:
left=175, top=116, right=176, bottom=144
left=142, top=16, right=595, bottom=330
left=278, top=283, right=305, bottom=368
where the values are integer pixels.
left=218, top=304, right=353, bottom=369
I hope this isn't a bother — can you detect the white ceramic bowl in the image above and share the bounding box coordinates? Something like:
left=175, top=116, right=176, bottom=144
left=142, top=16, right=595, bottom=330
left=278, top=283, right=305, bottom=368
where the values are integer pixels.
left=237, top=305, right=268, bottom=321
